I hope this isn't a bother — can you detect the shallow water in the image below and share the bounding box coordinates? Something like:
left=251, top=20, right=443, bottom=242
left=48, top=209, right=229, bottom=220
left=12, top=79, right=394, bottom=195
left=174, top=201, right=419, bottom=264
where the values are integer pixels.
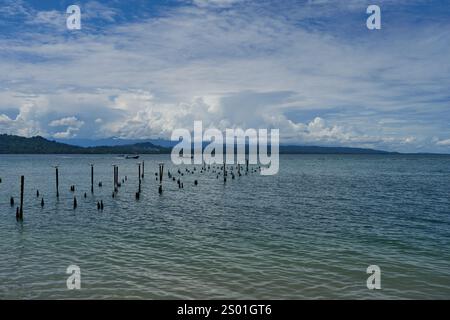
left=0, top=154, right=449, bottom=299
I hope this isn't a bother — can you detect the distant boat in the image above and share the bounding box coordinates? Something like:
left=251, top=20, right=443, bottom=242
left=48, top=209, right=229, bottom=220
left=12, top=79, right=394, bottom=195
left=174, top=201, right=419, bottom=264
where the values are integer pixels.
left=125, top=155, right=139, bottom=159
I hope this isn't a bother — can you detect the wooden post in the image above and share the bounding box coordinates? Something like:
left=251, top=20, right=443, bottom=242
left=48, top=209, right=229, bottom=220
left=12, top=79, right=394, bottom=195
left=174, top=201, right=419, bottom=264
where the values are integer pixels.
left=138, top=163, right=141, bottom=193
left=159, top=163, right=164, bottom=185
left=112, top=165, right=115, bottom=190
left=116, top=166, right=119, bottom=189
left=112, top=165, right=118, bottom=192
left=142, top=161, right=145, bottom=179
left=19, top=175, right=24, bottom=219
left=91, top=164, right=94, bottom=193
left=55, top=166, right=59, bottom=198
left=246, top=159, right=249, bottom=173
left=223, top=163, right=226, bottom=183
left=158, top=163, right=164, bottom=194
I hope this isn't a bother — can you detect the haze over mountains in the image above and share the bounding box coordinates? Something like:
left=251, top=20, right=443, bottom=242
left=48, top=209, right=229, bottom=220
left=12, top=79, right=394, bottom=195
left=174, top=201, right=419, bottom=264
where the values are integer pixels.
left=0, top=134, right=400, bottom=154
left=54, top=137, right=176, bottom=148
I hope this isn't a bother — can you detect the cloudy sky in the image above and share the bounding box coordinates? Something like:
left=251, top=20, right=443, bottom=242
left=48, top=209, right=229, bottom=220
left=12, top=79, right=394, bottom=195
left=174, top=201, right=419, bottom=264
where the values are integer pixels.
left=0, top=0, right=449, bottom=152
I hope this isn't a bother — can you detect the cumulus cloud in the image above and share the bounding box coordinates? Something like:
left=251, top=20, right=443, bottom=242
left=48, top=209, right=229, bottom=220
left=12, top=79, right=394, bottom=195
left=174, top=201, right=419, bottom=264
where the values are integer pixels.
left=49, top=116, right=84, bottom=138
left=52, top=128, right=77, bottom=139
left=96, top=89, right=417, bottom=150
left=0, top=93, right=49, bottom=137
left=0, top=113, right=45, bottom=137
left=49, top=116, right=84, bottom=128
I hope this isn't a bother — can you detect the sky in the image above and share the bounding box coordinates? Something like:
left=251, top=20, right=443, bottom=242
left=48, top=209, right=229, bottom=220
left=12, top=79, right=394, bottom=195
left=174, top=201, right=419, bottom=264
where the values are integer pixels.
left=0, top=0, right=449, bottom=153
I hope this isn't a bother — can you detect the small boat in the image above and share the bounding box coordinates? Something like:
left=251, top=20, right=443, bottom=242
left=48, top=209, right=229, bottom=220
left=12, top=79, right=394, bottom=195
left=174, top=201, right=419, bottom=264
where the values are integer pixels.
left=125, top=155, right=140, bottom=159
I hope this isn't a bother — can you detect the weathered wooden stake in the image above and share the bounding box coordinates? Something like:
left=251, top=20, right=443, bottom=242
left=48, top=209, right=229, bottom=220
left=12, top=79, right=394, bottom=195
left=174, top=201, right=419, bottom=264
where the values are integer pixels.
left=138, top=163, right=141, bottom=193
left=159, top=163, right=164, bottom=185
left=19, top=175, right=24, bottom=219
left=91, top=164, right=94, bottom=193
left=158, top=163, right=164, bottom=194
left=112, top=165, right=118, bottom=192
left=113, top=165, right=116, bottom=188
left=116, top=166, right=119, bottom=190
left=55, top=166, right=59, bottom=198
left=142, top=161, right=145, bottom=179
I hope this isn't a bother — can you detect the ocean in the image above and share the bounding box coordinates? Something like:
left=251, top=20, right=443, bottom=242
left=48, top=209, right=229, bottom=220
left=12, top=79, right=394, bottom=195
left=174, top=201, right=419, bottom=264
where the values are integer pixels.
left=0, top=154, right=449, bottom=299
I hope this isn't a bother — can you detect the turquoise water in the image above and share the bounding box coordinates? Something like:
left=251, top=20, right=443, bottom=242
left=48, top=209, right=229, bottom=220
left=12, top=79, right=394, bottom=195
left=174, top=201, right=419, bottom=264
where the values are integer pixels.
left=0, top=154, right=449, bottom=299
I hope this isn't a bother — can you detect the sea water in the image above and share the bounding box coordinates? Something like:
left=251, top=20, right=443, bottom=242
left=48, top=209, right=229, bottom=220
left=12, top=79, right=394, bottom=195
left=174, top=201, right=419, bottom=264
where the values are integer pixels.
left=0, top=154, right=449, bottom=299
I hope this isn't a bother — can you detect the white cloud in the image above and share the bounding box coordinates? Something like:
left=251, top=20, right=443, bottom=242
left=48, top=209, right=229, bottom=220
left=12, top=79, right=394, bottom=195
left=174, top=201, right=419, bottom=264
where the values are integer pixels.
left=192, top=0, right=245, bottom=7
left=0, top=0, right=30, bottom=17
left=0, top=93, right=49, bottom=137
left=436, top=139, right=450, bottom=146
left=26, top=10, right=65, bottom=28
left=83, top=1, right=120, bottom=22
left=49, top=116, right=84, bottom=128
left=52, top=128, right=78, bottom=139
left=49, top=116, right=84, bottom=138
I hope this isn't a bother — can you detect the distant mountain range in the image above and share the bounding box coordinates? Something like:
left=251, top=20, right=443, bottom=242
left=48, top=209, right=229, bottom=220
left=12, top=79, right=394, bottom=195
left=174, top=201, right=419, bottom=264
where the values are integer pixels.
left=0, top=134, right=398, bottom=155
left=278, top=145, right=395, bottom=154
left=54, top=137, right=176, bottom=148
left=0, top=134, right=170, bottom=154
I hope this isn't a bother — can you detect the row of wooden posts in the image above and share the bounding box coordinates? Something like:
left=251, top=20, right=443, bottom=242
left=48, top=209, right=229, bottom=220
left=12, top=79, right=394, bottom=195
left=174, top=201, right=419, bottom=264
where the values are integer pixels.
left=12, top=160, right=162, bottom=220
left=11, top=159, right=254, bottom=221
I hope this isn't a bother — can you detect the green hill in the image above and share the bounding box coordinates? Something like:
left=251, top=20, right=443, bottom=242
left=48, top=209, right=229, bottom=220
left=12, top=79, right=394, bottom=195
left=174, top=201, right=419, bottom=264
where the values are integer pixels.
left=0, top=134, right=170, bottom=154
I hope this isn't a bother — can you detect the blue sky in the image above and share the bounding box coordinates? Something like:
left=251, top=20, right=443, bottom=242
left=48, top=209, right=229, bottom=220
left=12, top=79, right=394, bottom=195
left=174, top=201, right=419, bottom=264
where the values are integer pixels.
left=0, top=0, right=449, bottom=152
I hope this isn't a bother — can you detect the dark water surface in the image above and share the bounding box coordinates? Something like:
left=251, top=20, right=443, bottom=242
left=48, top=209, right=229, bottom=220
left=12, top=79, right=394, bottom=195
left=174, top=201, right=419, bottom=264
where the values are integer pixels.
left=0, top=154, right=449, bottom=299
